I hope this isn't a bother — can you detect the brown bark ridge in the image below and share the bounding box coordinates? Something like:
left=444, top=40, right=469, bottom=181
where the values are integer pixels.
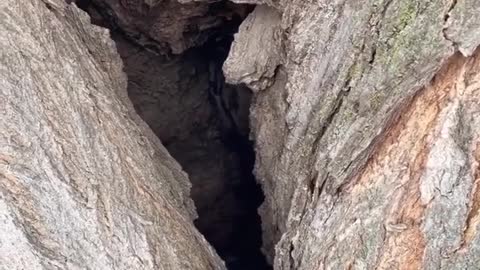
left=224, top=0, right=480, bottom=269
left=0, top=0, right=224, bottom=269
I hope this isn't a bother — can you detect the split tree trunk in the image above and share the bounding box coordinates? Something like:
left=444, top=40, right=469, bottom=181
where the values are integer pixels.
left=2, top=0, right=480, bottom=269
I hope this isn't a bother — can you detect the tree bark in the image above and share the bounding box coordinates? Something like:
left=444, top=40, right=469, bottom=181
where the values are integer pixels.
left=224, top=0, right=480, bottom=269
left=0, top=0, right=224, bottom=269
left=2, top=0, right=480, bottom=269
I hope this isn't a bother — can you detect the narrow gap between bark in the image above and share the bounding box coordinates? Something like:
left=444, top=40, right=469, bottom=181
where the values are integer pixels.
left=74, top=1, right=271, bottom=269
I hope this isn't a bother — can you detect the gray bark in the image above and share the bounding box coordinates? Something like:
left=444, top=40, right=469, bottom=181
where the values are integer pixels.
left=2, top=0, right=480, bottom=269
left=0, top=0, right=224, bottom=269
left=224, top=0, right=480, bottom=269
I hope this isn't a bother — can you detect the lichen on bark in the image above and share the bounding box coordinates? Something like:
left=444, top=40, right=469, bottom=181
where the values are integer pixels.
left=2, top=0, right=480, bottom=269
left=224, top=0, right=480, bottom=268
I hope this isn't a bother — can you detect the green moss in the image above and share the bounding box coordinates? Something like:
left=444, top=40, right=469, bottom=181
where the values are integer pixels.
left=375, top=1, right=419, bottom=70
left=347, top=61, right=364, bottom=83
left=369, top=90, right=385, bottom=111
left=397, top=1, right=417, bottom=30
left=343, top=107, right=355, bottom=121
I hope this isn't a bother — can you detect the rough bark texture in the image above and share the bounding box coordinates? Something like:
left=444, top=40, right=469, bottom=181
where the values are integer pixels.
left=0, top=0, right=224, bottom=269
left=224, top=0, right=480, bottom=269
left=3, top=0, right=480, bottom=269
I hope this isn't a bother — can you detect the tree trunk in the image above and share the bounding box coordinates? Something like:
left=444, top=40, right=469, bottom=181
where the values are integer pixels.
left=0, top=0, right=224, bottom=269
left=224, top=0, right=480, bottom=269
left=2, top=0, right=480, bottom=269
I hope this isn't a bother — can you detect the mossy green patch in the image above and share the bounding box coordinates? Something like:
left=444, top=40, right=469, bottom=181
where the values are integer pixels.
left=397, top=1, right=418, bottom=31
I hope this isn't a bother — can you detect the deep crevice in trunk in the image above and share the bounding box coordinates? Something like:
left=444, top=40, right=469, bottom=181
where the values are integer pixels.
left=74, top=1, right=270, bottom=269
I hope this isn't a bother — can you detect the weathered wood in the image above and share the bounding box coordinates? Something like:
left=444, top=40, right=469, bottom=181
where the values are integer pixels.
left=0, top=1, right=224, bottom=269
left=2, top=0, right=480, bottom=269
left=224, top=0, right=480, bottom=268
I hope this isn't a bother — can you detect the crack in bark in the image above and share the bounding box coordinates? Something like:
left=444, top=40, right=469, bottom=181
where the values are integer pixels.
left=442, top=0, right=458, bottom=49
left=456, top=142, right=480, bottom=252
left=40, top=0, right=61, bottom=12
left=304, top=0, right=400, bottom=199
left=309, top=86, right=349, bottom=190
left=368, top=0, right=394, bottom=65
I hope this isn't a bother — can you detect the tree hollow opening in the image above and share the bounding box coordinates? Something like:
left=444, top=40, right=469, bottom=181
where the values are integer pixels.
left=75, top=1, right=271, bottom=269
